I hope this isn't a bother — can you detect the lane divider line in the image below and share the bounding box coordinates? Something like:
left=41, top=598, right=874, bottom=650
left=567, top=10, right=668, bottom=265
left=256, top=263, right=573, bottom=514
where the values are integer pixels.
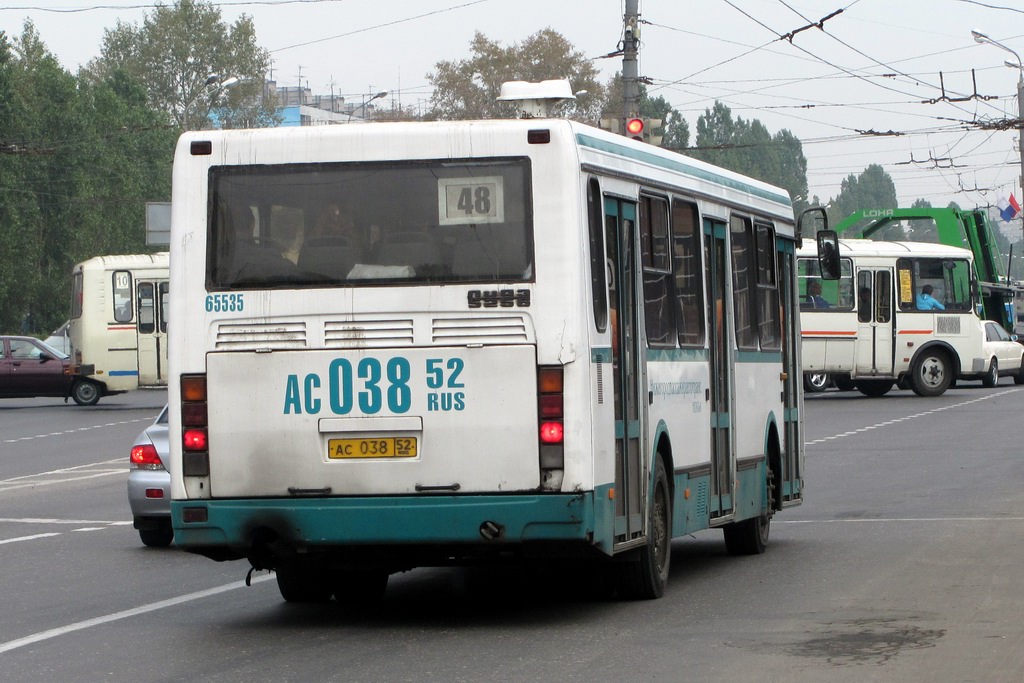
left=0, top=574, right=275, bottom=655
left=804, top=388, right=1019, bottom=446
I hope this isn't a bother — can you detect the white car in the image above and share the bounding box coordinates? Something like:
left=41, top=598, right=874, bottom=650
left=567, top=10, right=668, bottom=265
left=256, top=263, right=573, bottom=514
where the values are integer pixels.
left=976, top=321, right=1024, bottom=388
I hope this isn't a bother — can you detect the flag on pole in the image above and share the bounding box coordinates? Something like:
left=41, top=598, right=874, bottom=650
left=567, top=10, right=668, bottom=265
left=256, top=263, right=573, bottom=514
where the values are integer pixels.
left=998, top=194, right=1021, bottom=222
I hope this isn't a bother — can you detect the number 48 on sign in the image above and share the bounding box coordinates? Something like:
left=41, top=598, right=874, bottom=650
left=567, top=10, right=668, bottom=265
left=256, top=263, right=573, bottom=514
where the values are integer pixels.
left=438, top=176, right=504, bottom=225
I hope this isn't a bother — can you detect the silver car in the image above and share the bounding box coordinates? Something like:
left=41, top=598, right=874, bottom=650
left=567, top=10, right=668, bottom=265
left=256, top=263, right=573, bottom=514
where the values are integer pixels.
left=127, top=406, right=172, bottom=547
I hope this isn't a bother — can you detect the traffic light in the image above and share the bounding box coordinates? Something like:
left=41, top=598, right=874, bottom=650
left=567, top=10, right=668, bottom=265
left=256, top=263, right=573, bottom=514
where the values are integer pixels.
left=626, top=118, right=644, bottom=140
left=625, top=117, right=663, bottom=145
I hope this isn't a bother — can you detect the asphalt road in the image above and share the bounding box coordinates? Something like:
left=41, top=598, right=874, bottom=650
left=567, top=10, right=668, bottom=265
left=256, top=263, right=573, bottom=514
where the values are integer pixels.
left=1, top=381, right=1023, bottom=682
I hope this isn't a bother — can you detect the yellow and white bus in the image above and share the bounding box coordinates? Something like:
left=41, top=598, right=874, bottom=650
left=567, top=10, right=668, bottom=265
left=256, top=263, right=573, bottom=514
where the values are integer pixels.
left=68, top=252, right=169, bottom=404
left=168, top=99, right=808, bottom=602
left=798, top=238, right=992, bottom=397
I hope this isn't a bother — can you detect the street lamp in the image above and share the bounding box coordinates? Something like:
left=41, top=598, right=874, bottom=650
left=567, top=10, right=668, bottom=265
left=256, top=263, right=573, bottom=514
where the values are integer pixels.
left=356, top=90, right=388, bottom=120
left=972, top=30, right=1024, bottom=206
left=182, top=74, right=240, bottom=130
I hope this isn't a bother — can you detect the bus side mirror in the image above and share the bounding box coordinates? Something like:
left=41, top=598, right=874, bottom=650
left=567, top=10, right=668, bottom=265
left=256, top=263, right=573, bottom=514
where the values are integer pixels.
left=796, top=206, right=828, bottom=242
left=817, top=229, right=841, bottom=281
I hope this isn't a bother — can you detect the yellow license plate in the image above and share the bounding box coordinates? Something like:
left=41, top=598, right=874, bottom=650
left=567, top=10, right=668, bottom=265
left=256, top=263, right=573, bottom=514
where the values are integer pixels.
left=328, top=437, right=418, bottom=459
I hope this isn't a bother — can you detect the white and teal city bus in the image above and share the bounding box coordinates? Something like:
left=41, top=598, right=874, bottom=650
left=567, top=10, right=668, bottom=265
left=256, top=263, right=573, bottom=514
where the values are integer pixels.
left=168, top=98, right=806, bottom=602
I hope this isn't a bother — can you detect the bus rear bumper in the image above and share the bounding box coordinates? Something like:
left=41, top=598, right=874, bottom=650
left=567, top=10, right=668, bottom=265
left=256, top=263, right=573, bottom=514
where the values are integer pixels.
left=171, top=490, right=612, bottom=565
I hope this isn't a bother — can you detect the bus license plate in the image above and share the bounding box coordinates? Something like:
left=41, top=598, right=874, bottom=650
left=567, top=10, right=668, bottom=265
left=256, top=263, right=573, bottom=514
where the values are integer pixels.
left=328, top=437, right=417, bottom=459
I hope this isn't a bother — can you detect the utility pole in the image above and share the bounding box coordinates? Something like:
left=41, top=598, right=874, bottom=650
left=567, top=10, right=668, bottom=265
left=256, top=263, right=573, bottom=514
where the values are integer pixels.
left=622, top=0, right=640, bottom=132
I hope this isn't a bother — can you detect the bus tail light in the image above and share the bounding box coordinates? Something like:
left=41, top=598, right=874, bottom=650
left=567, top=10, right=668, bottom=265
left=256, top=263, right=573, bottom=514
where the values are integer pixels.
left=180, top=374, right=209, bottom=477
left=538, top=366, right=564, bottom=490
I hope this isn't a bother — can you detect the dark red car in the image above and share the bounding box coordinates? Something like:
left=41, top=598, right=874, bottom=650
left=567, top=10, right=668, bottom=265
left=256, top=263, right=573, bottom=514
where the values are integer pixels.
left=0, top=335, right=98, bottom=405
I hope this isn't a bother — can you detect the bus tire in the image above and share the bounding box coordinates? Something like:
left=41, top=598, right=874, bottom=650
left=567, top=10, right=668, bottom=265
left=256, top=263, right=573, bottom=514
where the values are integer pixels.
left=276, top=563, right=332, bottom=603
left=723, top=513, right=771, bottom=556
left=833, top=375, right=856, bottom=392
left=614, top=458, right=671, bottom=600
left=71, top=380, right=101, bottom=406
left=982, top=359, right=999, bottom=388
left=138, top=523, right=173, bottom=548
left=333, top=570, right=389, bottom=607
left=910, top=349, right=953, bottom=397
left=855, top=379, right=894, bottom=397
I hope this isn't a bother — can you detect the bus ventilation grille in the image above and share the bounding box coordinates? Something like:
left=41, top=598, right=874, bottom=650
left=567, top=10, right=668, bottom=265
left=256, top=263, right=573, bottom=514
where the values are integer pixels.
left=431, top=315, right=531, bottom=344
left=935, top=316, right=961, bottom=335
left=215, top=321, right=307, bottom=349
left=325, top=319, right=414, bottom=348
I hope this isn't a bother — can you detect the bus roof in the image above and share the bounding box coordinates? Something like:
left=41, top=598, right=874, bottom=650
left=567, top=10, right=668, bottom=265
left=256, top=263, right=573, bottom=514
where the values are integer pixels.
left=798, top=238, right=974, bottom=260
left=73, top=252, right=169, bottom=273
left=176, top=119, right=795, bottom=226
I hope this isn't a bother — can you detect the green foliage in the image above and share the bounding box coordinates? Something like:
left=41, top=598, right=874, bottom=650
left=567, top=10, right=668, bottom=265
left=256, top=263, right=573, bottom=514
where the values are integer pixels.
left=428, top=29, right=606, bottom=121
left=89, top=0, right=277, bottom=131
left=0, top=23, right=176, bottom=334
left=689, top=101, right=807, bottom=212
left=828, top=164, right=900, bottom=236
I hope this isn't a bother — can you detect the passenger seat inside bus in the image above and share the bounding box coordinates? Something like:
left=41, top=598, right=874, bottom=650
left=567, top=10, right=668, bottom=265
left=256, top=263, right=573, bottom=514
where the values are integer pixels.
left=375, top=231, right=442, bottom=275
left=298, top=236, right=363, bottom=280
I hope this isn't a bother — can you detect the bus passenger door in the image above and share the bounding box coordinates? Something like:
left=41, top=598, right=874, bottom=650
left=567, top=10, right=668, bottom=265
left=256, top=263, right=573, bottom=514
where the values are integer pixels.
left=705, top=219, right=734, bottom=518
left=779, top=246, right=802, bottom=503
left=855, top=270, right=894, bottom=376
left=605, top=197, right=646, bottom=544
left=135, top=280, right=167, bottom=386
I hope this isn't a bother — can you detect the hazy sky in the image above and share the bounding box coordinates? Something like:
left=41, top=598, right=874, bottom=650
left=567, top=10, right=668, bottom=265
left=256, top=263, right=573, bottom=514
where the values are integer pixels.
left=4, top=0, right=1024, bottom=222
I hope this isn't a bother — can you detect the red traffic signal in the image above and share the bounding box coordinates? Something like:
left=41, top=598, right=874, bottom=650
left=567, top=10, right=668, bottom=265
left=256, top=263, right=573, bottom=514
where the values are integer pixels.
left=626, top=118, right=644, bottom=138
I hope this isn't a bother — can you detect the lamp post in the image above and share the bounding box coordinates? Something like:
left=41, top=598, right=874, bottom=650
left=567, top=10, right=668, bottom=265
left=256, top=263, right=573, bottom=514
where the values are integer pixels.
left=357, top=90, right=388, bottom=120
left=973, top=30, right=1024, bottom=209
left=182, top=74, right=240, bottom=130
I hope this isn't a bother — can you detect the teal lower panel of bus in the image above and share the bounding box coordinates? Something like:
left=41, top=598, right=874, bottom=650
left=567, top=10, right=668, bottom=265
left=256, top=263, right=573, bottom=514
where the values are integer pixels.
left=671, top=462, right=768, bottom=537
left=172, top=486, right=616, bottom=554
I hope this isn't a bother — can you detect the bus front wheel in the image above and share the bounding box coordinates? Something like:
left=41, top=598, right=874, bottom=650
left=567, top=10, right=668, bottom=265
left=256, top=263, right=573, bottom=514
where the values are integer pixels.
left=910, top=350, right=952, bottom=397
left=71, top=380, right=101, bottom=406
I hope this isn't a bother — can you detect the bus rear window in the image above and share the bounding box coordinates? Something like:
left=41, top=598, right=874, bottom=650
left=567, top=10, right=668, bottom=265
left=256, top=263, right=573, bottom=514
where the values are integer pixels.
left=207, top=158, right=533, bottom=289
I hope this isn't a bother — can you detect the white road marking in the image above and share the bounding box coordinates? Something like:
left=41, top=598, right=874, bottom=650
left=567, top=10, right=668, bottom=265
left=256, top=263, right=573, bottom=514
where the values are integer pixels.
left=1, top=416, right=153, bottom=444
left=779, top=517, right=1024, bottom=523
left=0, top=518, right=131, bottom=526
left=0, top=573, right=275, bottom=655
left=805, top=388, right=1019, bottom=446
left=0, top=533, right=61, bottom=545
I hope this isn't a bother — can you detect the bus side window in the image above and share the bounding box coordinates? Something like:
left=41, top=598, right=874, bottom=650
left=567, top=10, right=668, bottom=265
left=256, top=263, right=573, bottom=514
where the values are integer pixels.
left=640, top=193, right=674, bottom=347
left=137, top=282, right=155, bottom=334
left=857, top=271, right=872, bottom=323
left=112, top=270, right=133, bottom=323
left=586, top=178, right=608, bottom=333
left=159, top=282, right=169, bottom=333
left=672, top=198, right=704, bottom=346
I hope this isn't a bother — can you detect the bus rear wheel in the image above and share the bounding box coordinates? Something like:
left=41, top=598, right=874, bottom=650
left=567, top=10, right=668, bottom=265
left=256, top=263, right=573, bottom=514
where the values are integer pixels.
left=613, top=458, right=671, bottom=600
left=855, top=379, right=894, bottom=397
left=333, top=570, right=389, bottom=607
left=71, top=380, right=101, bottom=406
left=910, top=349, right=952, bottom=397
left=276, top=563, right=333, bottom=603
left=723, top=513, right=771, bottom=555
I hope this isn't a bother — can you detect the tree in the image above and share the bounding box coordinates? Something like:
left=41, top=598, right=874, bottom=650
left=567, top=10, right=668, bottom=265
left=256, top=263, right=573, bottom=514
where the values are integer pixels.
left=689, top=101, right=808, bottom=212
left=828, top=164, right=900, bottom=236
left=0, top=22, right=175, bottom=334
left=428, top=29, right=605, bottom=122
left=89, top=0, right=277, bottom=131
